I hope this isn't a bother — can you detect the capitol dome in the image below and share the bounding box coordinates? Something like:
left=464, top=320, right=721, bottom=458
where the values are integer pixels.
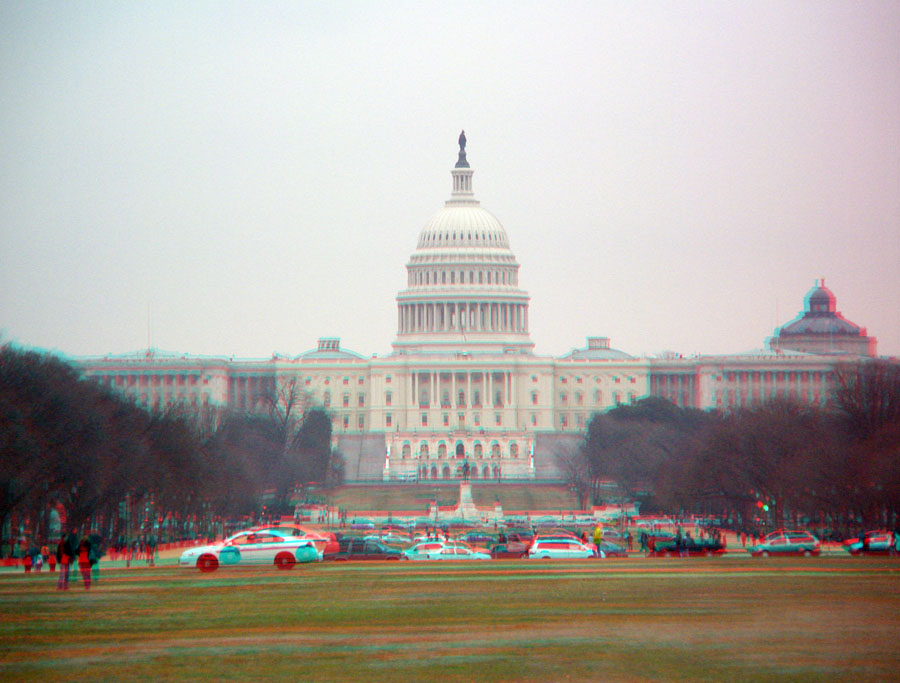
left=393, top=132, right=533, bottom=356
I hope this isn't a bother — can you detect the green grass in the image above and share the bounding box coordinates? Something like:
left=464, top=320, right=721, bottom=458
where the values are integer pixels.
left=2, top=557, right=899, bottom=681
left=326, top=483, right=576, bottom=513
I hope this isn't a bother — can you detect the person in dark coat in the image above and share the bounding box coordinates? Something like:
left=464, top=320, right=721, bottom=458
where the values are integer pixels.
left=56, top=531, right=77, bottom=590
left=77, top=537, right=92, bottom=590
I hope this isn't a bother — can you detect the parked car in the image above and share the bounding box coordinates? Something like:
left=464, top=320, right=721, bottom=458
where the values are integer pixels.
left=179, top=530, right=319, bottom=572
left=365, top=533, right=411, bottom=547
left=503, top=527, right=535, bottom=542
left=490, top=532, right=532, bottom=558
left=403, top=542, right=446, bottom=560
left=403, top=541, right=491, bottom=561
left=842, top=530, right=895, bottom=555
left=459, top=531, right=497, bottom=546
left=381, top=523, right=410, bottom=533
left=349, top=518, right=375, bottom=530
left=490, top=543, right=527, bottom=559
left=649, top=536, right=724, bottom=557
left=329, top=537, right=403, bottom=561
left=750, top=530, right=821, bottom=557
left=595, top=540, right=628, bottom=558
left=527, top=538, right=594, bottom=560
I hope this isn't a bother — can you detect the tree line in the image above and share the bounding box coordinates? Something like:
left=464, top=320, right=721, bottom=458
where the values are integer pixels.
left=570, top=361, right=900, bottom=535
left=0, top=345, right=342, bottom=555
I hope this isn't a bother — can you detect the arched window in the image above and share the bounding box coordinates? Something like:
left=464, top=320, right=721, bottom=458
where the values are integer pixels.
left=442, top=465, right=451, bottom=479
left=510, top=442, right=519, bottom=458
left=455, top=442, right=465, bottom=458
left=483, top=465, right=490, bottom=478
left=474, top=443, right=483, bottom=459
left=401, top=443, right=411, bottom=459
left=419, top=442, right=429, bottom=458
left=438, top=442, right=447, bottom=459
left=450, top=272, right=455, bottom=284
left=430, top=465, right=438, bottom=479
left=491, top=442, right=500, bottom=458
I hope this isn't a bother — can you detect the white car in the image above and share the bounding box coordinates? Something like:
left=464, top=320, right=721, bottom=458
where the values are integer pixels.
left=179, top=530, right=321, bottom=572
left=527, top=538, right=594, bottom=559
left=364, top=533, right=412, bottom=546
left=403, top=541, right=491, bottom=561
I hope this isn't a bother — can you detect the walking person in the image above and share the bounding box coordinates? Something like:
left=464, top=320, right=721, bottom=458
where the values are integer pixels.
left=56, top=532, right=77, bottom=590
left=89, top=531, right=104, bottom=583
left=77, top=536, right=92, bottom=590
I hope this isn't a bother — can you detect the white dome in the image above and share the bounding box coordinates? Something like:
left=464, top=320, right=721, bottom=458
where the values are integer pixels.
left=417, top=205, right=510, bottom=250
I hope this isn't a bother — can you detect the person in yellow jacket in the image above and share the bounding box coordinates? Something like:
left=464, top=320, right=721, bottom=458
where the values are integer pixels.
left=592, top=523, right=604, bottom=547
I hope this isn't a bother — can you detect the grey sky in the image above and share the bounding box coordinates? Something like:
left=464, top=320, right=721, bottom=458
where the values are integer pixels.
left=2, top=2, right=898, bottom=360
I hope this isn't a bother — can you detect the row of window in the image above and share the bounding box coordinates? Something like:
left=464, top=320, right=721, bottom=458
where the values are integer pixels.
left=399, top=441, right=519, bottom=459
left=555, top=375, right=635, bottom=385
left=715, top=387, right=826, bottom=408
left=104, top=374, right=210, bottom=387
left=325, top=387, right=634, bottom=410
left=409, top=268, right=517, bottom=287
left=716, top=371, right=830, bottom=383
left=421, top=229, right=505, bottom=245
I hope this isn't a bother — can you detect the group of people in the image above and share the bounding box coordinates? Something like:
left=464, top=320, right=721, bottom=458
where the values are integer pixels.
left=107, top=535, right=157, bottom=566
left=23, top=531, right=103, bottom=590
left=55, top=531, right=99, bottom=590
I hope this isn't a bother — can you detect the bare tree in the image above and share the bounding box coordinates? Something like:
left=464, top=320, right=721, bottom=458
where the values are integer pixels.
left=833, top=360, right=900, bottom=441
left=558, top=444, right=591, bottom=509
left=259, top=376, right=310, bottom=444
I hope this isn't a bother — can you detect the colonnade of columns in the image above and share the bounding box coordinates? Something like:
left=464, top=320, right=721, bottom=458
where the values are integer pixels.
left=397, top=301, right=528, bottom=334
left=407, top=370, right=516, bottom=409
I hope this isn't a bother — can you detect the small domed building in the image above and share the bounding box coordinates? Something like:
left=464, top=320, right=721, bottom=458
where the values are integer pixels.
left=769, top=279, right=877, bottom=356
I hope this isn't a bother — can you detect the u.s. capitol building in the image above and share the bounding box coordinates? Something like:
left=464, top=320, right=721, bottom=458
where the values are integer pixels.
left=79, top=133, right=879, bottom=482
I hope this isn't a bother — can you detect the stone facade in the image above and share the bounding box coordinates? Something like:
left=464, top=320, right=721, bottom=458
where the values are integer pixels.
left=77, top=136, right=881, bottom=482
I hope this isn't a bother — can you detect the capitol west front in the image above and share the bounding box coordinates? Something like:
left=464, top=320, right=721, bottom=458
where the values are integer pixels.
left=80, top=134, right=879, bottom=482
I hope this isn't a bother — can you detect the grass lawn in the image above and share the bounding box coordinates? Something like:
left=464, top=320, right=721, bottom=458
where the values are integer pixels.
left=1, top=556, right=898, bottom=682
left=325, top=483, right=577, bottom=513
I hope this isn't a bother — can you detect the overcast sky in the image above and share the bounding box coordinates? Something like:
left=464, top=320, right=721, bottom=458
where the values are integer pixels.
left=2, top=2, right=898, bottom=361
